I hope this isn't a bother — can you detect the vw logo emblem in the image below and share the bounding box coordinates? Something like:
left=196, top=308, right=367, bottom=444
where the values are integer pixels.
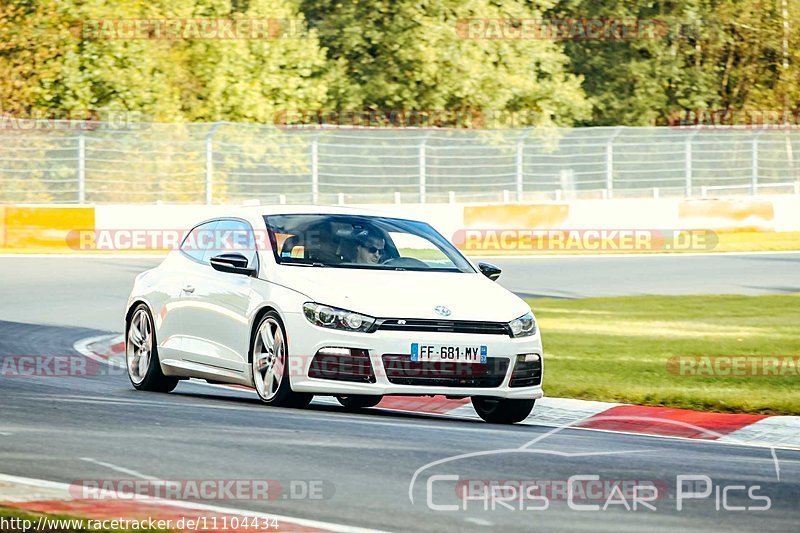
left=434, top=305, right=451, bottom=317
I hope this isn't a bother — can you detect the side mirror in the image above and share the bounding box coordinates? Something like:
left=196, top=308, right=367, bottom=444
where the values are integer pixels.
left=210, top=253, right=256, bottom=276
left=478, top=262, right=501, bottom=281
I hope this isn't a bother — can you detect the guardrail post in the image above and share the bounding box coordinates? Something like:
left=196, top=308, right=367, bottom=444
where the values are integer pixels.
left=311, top=136, right=319, bottom=204
left=77, top=133, right=86, bottom=204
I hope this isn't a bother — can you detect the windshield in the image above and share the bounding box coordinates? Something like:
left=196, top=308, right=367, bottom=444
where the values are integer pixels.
left=264, top=214, right=475, bottom=273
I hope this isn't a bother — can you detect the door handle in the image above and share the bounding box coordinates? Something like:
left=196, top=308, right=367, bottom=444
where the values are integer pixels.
left=182, top=285, right=195, bottom=294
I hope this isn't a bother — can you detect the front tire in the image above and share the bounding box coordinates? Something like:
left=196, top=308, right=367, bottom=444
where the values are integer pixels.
left=471, top=397, right=535, bottom=424
left=336, top=395, right=382, bottom=409
left=126, top=304, right=178, bottom=393
left=251, top=311, right=313, bottom=408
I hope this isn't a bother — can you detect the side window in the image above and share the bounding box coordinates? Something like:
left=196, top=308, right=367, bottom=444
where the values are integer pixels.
left=181, top=220, right=219, bottom=263
left=201, top=219, right=257, bottom=266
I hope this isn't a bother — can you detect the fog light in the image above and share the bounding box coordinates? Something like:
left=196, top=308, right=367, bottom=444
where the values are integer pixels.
left=517, top=353, right=540, bottom=363
left=318, top=347, right=352, bottom=356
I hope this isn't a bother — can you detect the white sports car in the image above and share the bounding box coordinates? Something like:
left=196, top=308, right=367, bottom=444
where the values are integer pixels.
left=125, top=206, right=543, bottom=423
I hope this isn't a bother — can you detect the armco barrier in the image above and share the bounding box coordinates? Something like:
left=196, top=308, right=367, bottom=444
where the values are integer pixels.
left=0, top=194, right=798, bottom=252
left=1, top=206, right=95, bottom=251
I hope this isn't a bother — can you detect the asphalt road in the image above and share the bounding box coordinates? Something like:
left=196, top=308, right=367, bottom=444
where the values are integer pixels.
left=1, top=253, right=799, bottom=531
left=0, top=252, right=798, bottom=331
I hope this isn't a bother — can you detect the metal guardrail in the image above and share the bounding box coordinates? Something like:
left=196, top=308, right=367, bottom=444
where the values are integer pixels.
left=1, top=123, right=799, bottom=204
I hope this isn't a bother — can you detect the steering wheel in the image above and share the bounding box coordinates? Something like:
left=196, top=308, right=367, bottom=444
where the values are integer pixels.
left=381, top=257, right=428, bottom=268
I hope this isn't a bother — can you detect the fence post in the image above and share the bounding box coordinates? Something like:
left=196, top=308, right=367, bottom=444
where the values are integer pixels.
left=418, top=138, right=427, bottom=203
left=205, top=137, right=213, bottom=205
left=311, top=136, right=319, bottom=204
left=605, top=127, right=622, bottom=199
left=751, top=132, right=763, bottom=195
left=515, top=128, right=532, bottom=202
left=77, top=133, right=86, bottom=204
left=205, top=123, right=221, bottom=205
left=684, top=131, right=697, bottom=197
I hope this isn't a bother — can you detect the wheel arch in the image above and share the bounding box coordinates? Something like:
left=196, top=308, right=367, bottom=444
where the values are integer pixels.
left=248, top=305, right=280, bottom=364
left=125, top=299, right=155, bottom=331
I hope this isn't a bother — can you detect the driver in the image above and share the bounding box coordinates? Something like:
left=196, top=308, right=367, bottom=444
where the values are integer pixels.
left=353, top=228, right=386, bottom=264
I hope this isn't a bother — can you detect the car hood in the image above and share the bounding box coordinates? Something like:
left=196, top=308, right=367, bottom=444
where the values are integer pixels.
left=273, top=267, right=530, bottom=322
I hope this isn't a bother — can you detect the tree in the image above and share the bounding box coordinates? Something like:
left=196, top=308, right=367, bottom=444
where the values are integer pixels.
left=0, top=0, right=329, bottom=123
left=548, top=0, right=800, bottom=126
left=299, top=0, right=591, bottom=127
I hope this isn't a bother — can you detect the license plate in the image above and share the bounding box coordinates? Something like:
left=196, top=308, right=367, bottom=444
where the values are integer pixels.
left=410, top=343, right=487, bottom=363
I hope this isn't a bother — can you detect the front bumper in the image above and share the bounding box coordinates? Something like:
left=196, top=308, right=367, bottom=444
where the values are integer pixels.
left=284, top=312, right=544, bottom=399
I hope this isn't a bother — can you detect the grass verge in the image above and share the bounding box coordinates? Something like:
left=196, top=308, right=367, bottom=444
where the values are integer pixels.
left=529, top=293, right=800, bottom=415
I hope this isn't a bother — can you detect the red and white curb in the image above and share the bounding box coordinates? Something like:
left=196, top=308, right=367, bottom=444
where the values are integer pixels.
left=0, top=474, right=385, bottom=533
left=82, top=335, right=800, bottom=451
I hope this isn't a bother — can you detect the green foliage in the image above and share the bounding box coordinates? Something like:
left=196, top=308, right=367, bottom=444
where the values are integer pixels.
left=300, top=0, right=591, bottom=127
left=0, top=0, right=328, bottom=122
left=549, top=0, right=800, bottom=126
left=0, top=0, right=798, bottom=126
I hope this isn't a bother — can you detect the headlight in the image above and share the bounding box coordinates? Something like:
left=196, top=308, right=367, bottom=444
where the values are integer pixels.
left=509, top=311, right=537, bottom=337
left=302, top=302, right=375, bottom=333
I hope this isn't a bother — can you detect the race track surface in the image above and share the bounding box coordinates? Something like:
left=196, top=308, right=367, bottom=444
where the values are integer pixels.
left=1, top=252, right=798, bottom=330
left=1, top=253, right=799, bottom=531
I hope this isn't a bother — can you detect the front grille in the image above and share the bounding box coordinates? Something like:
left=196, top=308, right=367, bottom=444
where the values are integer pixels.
left=374, top=319, right=510, bottom=336
left=308, top=350, right=375, bottom=383
left=381, top=355, right=509, bottom=387
left=509, top=356, right=542, bottom=387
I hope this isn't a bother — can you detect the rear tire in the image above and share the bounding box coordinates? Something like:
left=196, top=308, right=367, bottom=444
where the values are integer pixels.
left=126, top=304, right=178, bottom=393
left=471, top=397, right=535, bottom=424
left=336, top=395, right=382, bottom=409
left=251, top=311, right=313, bottom=408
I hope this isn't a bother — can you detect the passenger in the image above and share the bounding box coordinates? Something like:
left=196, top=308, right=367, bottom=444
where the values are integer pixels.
left=306, top=222, right=342, bottom=264
left=352, top=229, right=386, bottom=264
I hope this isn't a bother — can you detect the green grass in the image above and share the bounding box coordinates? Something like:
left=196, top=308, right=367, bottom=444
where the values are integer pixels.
left=0, top=506, right=170, bottom=532
left=529, top=293, right=800, bottom=415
